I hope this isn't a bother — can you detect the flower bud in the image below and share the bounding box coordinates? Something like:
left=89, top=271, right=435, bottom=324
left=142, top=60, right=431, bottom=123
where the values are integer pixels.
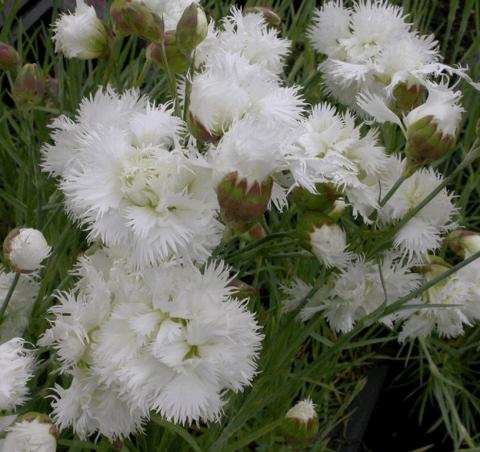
left=405, top=115, right=454, bottom=166
left=52, top=0, right=109, bottom=59
left=176, top=3, right=208, bottom=54
left=111, top=0, right=164, bottom=42
left=393, top=82, right=425, bottom=113
left=404, top=84, right=463, bottom=167
left=413, top=255, right=450, bottom=275
left=11, top=64, right=45, bottom=108
left=291, top=184, right=338, bottom=213
left=187, top=111, right=218, bottom=143
left=447, top=230, right=480, bottom=258
left=3, top=413, right=57, bottom=452
left=282, top=399, right=319, bottom=446
left=296, top=211, right=352, bottom=268
left=216, top=172, right=273, bottom=233
left=3, top=228, right=51, bottom=273
left=310, top=223, right=351, bottom=269
left=146, top=32, right=189, bottom=73
left=0, top=41, right=20, bottom=71
left=296, top=211, right=328, bottom=247
left=244, top=6, right=281, bottom=27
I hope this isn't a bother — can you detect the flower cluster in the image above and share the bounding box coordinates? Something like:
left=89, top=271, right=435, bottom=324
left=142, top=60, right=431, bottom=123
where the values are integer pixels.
left=40, top=250, right=262, bottom=439
left=42, top=88, right=222, bottom=267
left=308, top=0, right=479, bottom=112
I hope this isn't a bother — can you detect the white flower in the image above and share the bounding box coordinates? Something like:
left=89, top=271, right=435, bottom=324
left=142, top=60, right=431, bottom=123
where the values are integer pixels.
left=0, top=338, right=35, bottom=411
left=52, top=0, right=108, bottom=59
left=196, top=7, right=291, bottom=74
left=310, top=224, right=353, bottom=269
left=0, top=271, right=39, bottom=343
left=288, top=103, right=388, bottom=221
left=285, top=398, right=317, bottom=424
left=281, top=278, right=312, bottom=313
left=301, top=254, right=421, bottom=332
left=50, top=368, right=144, bottom=441
left=448, top=230, right=480, bottom=257
left=42, top=88, right=222, bottom=267
left=3, top=228, right=51, bottom=273
left=189, top=52, right=303, bottom=137
left=399, top=259, right=480, bottom=340
left=378, top=157, right=457, bottom=259
left=42, top=250, right=263, bottom=431
left=210, top=116, right=296, bottom=187
left=3, top=415, right=57, bottom=452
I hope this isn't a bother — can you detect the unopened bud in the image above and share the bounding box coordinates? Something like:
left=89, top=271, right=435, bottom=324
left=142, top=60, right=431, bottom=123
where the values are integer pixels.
left=146, top=32, right=189, bottom=73
left=447, top=230, right=480, bottom=258
left=244, top=6, right=281, bottom=27
left=3, top=412, right=57, bottom=452
left=12, top=63, right=45, bottom=108
left=176, top=3, right=208, bottom=54
left=3, top=227, right=51, bottom=273
left=393, top=83, right=425, bottom=113
left=0, top=41, right=20, bottom=71
left=111, top=0, right=164, bottom=42
left=282, top=399, right=319, bottom=446
left=216, top=172, right=273, bottom=233
left=291, top=184, right=337, bottom=213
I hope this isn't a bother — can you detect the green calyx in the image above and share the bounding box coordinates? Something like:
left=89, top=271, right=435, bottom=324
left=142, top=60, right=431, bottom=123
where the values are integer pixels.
left=12, top=63, right=44, bottom=109
left=406, top=115, right=454, bottom=166
left=176, top=3, right=208, bottom=54
left=110, top=0, right=164, bottom=42
left=216, top=172, right=273, bottom=233
left=146, top=32, right=189, bottom=74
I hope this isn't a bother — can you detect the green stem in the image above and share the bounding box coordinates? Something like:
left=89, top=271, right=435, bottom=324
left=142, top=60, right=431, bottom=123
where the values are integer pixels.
left=0, top=272, right=20, bottom=321
left=160, top=40, right=179, bottom=115
left=182, top=51, right=196, bottom=122
left=378, top=171, right=410, bottom=208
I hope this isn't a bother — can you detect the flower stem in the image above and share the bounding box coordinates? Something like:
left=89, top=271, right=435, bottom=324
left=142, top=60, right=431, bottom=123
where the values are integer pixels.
left=0, top=272, right=20, bottom=321
left=378, top=171, right=409, bottom=208
left=182, top=51, right=196, bottom=122
left=160, top=40, right=179, bottom=116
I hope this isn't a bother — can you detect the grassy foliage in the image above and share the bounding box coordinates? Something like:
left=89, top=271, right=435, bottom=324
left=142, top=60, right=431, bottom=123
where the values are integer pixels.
left=1, top=0, right=480, bottom=450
